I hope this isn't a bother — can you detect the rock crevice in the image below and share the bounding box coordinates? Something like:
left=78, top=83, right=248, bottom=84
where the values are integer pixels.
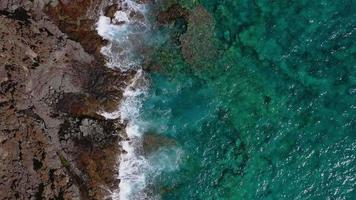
left=0, top=1, right=126, bottom=199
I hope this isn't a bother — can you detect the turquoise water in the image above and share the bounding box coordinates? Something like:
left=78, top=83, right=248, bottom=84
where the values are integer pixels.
left=141, top=0, right=356, bottom=199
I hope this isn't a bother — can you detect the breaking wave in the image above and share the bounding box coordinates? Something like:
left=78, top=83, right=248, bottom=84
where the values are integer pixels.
left=96, top=1, right=153, bottom=199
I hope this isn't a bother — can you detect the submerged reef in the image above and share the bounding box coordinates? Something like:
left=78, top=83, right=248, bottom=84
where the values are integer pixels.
left=1, top=0, right=355, bottom=200
left=141, top=0, right=356, bottom=199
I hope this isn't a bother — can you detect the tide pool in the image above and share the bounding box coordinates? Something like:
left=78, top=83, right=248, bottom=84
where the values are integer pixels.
left=139, top=0, right=356, bottom=199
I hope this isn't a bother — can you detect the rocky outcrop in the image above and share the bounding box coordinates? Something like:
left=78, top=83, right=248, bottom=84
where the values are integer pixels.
left=0, top=1, right=128, bottom=199
left=142, top=133, right=176, bottom=155
left=44, top=0, right=109, bottom=62
left=157, top=4, right=188, bottom=25
left=180, top=6, right=217, bottom=68
left=156, top=4, right=217, bottom=68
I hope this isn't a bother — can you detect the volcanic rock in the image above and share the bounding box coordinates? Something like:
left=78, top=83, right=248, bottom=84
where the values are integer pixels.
left=0, top=1, right=128, bottom=199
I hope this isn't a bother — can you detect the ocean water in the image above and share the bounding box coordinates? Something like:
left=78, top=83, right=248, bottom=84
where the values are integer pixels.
left=138, top=0, right=356, bottom=199
left=97, top=0, right=355, bottom=199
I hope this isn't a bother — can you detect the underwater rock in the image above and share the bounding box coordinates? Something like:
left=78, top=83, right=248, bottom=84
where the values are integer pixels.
left=157, top=4, right=189, bottom=25
left=142, top=132, right=177, bottom=155
left=180, top=6, right=217, bottom=67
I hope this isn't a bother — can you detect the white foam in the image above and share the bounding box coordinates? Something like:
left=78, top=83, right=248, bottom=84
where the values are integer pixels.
left=116, top=70, right=152, bottom=200
left=114, top=11, right=130, bottom=23
left=96, top=1, right=180, bottom=199
left=95, top=1, right=153, bottom=198
left=96, top=0, right=149, bottom=71
left=98, top=110, right=121, bottom=120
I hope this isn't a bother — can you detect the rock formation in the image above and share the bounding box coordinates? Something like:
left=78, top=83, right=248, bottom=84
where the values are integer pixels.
left=0, top=1, right=129, bottom=199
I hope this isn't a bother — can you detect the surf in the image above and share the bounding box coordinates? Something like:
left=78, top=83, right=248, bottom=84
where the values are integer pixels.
left=96, top=1, right=153, bottom=199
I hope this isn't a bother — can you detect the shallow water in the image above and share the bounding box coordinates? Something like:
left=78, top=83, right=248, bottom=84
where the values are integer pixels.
left=138, top=0, right=356, bottom=199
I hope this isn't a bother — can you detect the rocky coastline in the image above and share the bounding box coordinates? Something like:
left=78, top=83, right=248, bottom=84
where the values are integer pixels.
left=0, top=0, right=199, bottom=199
left=0, top=1, right=130, bottom=199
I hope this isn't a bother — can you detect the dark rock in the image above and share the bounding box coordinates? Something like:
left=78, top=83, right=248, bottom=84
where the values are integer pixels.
left=157, top=4, right=189, bottom=24
left=0, top=7, right=31, bottom=25
left=33, top=158, right=43, bottom=171
left=105, top=4, right=118, bottom=20
left=35, top=183, right=44, bottom=200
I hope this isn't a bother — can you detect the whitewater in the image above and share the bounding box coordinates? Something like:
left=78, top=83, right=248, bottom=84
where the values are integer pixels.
left=96, top=1, right=154, bottom=199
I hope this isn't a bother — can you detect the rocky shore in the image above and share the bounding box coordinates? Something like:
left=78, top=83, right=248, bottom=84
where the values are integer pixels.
left=0, top=1, right=131, bottom=199
left=0, top=0, right=203, bottom=199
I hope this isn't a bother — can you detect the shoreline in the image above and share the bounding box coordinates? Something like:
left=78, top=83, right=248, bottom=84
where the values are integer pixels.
left=1, top=1, right=190, bottom=199
left=96, top=1, right=153, bottom=199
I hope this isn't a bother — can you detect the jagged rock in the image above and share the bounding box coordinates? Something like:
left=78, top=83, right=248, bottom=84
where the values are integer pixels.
left=0, top=1, right=127, bottom=199
left=105, top=3, right=118, bottom=21
left=44, top=0, right=109, bottom=62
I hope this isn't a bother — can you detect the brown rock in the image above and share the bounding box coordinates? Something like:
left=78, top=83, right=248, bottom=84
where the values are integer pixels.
left=45, top=0, right=108, bottom=62
left=143, top=132, right=176, bottom=155
left=76, top=139, right=121, bottom=199
left=157, top=4, right=189, bottom=24
left=56, top=93, right=102, bottom=119
left=0, top=1, right=128, bottom=199
left=105, top=3, right=118, bottom=20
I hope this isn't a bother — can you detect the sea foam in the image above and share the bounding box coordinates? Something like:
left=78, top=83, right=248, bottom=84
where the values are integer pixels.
left=115, top=69, right=152, bottom=200
left=96, top=1, right=183, bottom=199
left=96, top=0, right=148, bottom=71
left=96, top=1, right=154, bottom=199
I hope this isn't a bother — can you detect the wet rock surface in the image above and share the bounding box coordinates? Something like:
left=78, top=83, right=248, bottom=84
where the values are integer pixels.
left=104, top=3, right=118, bottom=21
left=0, top=1, right=128, bottom=199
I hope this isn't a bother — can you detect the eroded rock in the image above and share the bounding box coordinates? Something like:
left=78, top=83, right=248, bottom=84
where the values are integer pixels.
left=0, top=1, right=127, bottom=199
left=44, top=0, right=109, bottom=61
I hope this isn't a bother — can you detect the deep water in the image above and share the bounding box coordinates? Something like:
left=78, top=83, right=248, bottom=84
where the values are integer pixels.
left=140, top=0, right=356, bottom=199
